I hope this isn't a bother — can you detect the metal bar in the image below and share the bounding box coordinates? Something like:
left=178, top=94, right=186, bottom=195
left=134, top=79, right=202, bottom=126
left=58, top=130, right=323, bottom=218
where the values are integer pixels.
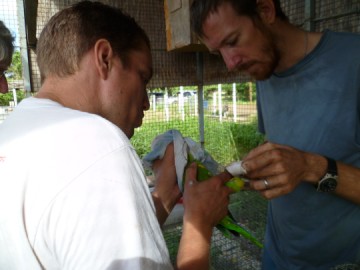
left=196, top=52, right=205, bottom=149
left=16, top=0, right=32, bottom=94
left=304, top=0, right=315, bottom=31
left=23, top=0, right=37, bottom=49
left=313, top=10, right=360, bottom=23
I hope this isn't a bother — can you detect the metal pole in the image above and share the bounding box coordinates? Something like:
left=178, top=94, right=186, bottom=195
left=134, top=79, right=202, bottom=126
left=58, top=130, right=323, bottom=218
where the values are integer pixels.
left=196, top=52, right=205, bottom=149
left=304, top=0, right=315, bottom=31
left=16, top=0, right=32, bottom=95
left=232, top=83, right=237, bottom=122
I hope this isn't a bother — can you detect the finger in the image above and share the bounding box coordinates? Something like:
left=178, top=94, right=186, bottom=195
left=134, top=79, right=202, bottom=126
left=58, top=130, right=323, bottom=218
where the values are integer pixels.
left=259, top=185, right=289, bottom=200
left=242, top=141, right=272, bottom=160
left=243, top=147, right=290, bottom=177
left=152, top=143, right=174, bottom=171
left=184, top=162, right=198, bottom=188
left=216, top=170, right=234, bottom=184
left=164, top=142, right=174, bottom=153
left=250, top=178, right=277, bottom=191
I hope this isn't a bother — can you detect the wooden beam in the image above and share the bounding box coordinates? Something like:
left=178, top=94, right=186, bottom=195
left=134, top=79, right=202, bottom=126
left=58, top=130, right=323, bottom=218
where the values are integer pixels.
left=23, top=0, right=38, bottom=49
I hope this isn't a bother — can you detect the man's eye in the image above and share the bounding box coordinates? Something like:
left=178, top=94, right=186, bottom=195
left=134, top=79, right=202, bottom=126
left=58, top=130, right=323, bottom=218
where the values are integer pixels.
left=210, top=51, right=221, bottom=56
left=143, top=75, right=150, bottom=84
left=140, top=73, right=149, bottom=84
left=226, top=39, right=237, bottom=46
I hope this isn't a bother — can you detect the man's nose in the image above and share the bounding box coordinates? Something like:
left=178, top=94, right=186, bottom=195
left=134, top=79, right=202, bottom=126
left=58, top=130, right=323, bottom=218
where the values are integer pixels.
left=143, top=92, right=150, bottom=111
left=221, top=49, right=241, bottom=71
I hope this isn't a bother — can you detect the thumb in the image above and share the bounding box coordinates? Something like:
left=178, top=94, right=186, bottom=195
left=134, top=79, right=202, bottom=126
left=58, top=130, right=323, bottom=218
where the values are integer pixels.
left=185, top=162, right=198, bottom=188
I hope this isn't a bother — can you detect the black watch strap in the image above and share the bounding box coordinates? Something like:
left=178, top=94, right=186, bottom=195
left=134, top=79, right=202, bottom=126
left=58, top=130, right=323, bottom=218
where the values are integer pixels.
left=316, top=157, right=338, bottom=192
left=326, top=157, right=337, bottom=175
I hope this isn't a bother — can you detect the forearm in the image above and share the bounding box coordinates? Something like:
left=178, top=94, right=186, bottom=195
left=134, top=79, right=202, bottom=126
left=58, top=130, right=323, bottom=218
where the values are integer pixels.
left=176, top=222, right=213, bottom=270
left=333, top=162, right=360, bottom=204
left=152, top=192, right=174, bottom=226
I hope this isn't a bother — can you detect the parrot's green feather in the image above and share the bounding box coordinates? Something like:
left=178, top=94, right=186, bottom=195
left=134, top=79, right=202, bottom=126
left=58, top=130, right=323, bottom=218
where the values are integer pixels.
left=219, top=216, right=263, bottom=248
left=225, top=177, right=245, bottom=192
left=185, top=153, right=263, bottom=248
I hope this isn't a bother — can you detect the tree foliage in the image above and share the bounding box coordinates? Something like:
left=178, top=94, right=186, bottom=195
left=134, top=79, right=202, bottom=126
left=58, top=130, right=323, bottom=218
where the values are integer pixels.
left=7, top=51, right=23, bottom=80
left=0, top=90, right=26, bottom=106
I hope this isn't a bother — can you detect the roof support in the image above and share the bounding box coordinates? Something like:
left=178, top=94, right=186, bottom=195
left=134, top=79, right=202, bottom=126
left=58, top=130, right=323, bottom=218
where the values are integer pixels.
left=196, top=52, right=205, bottom=149
left=23, top=0, right=37, bottom=50
left=304, top=0, right=315, bottom=31
left=17, top=0, right=34, bottom=93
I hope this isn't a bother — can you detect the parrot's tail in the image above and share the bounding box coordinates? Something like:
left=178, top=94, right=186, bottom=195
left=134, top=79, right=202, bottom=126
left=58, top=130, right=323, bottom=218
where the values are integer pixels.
left=217, top=214, right=264, bottom=248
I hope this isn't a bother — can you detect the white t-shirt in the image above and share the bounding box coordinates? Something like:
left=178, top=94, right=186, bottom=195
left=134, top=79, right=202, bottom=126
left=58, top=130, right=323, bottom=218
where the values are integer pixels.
left=0, top=98, right=173, bottom=270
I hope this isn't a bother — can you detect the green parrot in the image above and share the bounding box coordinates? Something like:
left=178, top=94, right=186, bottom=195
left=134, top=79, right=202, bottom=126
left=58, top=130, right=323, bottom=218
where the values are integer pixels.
left=185, top=153, right=263, bottom=248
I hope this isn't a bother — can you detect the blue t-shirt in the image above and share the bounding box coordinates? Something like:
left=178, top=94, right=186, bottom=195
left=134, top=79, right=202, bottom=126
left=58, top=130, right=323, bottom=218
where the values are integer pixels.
left=256, top=30, right=360, bottom=269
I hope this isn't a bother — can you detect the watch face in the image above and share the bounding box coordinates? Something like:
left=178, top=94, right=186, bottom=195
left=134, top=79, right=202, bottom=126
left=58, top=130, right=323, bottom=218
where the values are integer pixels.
left=320, top=177, right=337, bottom=192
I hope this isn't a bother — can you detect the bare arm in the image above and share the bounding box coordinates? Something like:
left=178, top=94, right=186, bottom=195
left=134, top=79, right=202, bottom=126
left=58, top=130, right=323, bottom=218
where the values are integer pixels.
left=151, top=143, right=233, bottom=269
left=151, top=143, right=182, bottom=226
left=176, top=164, right=232, bottom=270
left=242, top=142, right=360, bottom=204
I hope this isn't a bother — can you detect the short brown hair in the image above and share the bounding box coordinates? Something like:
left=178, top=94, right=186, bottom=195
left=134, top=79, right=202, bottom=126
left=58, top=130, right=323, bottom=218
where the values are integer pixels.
left=190, top=0, right=288, bottom=38
left=36, top=1, right=150, bottom=82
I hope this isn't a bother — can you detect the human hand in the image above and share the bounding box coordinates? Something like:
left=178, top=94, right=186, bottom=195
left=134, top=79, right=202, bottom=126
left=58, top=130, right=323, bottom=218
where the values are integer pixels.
left=182, top=162, right=232, bottom=233
left=152, top=143, right=182, bottom=224
left=242, top=142, right=326, bottom=199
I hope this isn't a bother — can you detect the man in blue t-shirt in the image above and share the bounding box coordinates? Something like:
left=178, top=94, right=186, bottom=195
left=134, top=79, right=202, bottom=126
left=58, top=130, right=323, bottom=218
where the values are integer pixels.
left=190, top=0, right=360, bottom=269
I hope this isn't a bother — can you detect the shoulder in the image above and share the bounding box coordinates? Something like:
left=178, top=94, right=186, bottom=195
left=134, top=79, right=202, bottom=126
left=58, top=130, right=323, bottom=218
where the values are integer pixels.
left=322, top=30, right=360, bottom=49
left=28, top=97, right=132, bottom=149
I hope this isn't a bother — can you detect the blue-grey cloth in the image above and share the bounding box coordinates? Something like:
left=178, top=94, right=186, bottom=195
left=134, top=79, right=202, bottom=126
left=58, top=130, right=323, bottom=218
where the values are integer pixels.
left=142, top=129, right=220, bottom=192
left=257, top=30, right=360, bottom=269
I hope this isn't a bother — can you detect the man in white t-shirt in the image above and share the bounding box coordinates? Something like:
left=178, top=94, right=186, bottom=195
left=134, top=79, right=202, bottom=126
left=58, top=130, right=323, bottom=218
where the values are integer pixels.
left=0, top=1, right=233, bottom=269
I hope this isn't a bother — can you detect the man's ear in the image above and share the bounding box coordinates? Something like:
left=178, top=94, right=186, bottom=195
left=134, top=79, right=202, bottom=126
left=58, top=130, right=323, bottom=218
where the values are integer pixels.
left=93, top=39, right=114, bottom=80
left=256, top=0, right=276, bottom=24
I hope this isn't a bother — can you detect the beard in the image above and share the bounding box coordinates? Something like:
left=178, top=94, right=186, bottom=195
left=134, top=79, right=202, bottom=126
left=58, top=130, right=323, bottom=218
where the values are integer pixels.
left=245, top=46, right=279, bottom=81
left=239, top=22, right=280, bottom=81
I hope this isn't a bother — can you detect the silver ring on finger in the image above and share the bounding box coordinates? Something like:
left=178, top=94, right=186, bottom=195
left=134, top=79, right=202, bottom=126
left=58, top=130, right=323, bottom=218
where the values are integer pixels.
left=263, top=179, right=270, bottom=190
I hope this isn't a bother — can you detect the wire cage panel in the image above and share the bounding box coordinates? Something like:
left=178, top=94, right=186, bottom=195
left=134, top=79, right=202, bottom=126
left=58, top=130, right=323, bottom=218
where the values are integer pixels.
left=1, top=0, right=359, bottom=269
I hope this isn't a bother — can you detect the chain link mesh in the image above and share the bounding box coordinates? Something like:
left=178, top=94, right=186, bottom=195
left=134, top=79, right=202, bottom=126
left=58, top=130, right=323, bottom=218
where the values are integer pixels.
left=1, top=1, right=359, bottom=268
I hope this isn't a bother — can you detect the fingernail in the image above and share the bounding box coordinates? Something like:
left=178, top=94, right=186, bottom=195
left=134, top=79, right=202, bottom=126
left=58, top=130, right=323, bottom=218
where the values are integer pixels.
left=242, top=162, right=248, bottom=173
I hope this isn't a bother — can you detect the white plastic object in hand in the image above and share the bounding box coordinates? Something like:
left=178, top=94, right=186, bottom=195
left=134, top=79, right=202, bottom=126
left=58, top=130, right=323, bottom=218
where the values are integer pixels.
left=226, top=161, right=247, bottom=176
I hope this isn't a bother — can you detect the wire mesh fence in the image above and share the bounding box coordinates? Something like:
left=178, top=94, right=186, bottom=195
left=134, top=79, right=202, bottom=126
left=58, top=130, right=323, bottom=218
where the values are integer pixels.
left=163, top=191, right=267, bottom=269
left=1, top=0, right=359, bottom=269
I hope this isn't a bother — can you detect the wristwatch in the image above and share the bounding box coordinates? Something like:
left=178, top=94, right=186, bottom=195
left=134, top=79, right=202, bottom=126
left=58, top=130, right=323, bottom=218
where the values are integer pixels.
left=316, top=157, right=338, bottom=192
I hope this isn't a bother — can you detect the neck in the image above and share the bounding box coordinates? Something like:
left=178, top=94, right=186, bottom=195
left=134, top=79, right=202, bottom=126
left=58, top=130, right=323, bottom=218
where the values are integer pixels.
left=36, top=74, right=100, bottom=114
left=272, top=23, right=310, bottom=72
left=304, top=31, right=309, bottom=57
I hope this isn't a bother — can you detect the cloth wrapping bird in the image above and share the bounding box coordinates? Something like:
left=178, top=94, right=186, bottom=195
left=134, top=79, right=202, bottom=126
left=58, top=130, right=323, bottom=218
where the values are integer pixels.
left=143, top=129, right=263, bottom=248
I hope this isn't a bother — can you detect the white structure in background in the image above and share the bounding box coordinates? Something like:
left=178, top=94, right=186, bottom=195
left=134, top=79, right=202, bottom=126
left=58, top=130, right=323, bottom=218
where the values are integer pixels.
left=232, top=83, right=237, bottom=122
left=194, top=92, right=198, bottom=116
left=179, top=86, right=185, bottom=121
left=12, top=88, right=18, bottom=106
left=151, top=94, right=156, bottom=112
left=218, top=84, right=222, bottom=122
left=164, top=88, right=170, bottom=122
left=212, top=91, right=217, bottom=115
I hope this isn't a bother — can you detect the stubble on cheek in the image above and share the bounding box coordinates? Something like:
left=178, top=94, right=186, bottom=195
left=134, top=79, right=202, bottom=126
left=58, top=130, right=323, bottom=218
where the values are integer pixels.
left=251, top=41, right=279, bottom=80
